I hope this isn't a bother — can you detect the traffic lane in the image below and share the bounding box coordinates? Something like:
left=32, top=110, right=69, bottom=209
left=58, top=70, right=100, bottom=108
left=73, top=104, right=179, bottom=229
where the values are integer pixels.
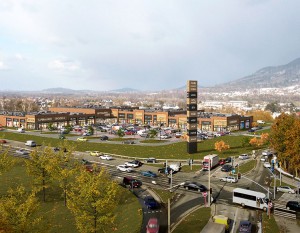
left=131, top=188, right=167, bottom=233
left=170, top=193, right=204, bottom=224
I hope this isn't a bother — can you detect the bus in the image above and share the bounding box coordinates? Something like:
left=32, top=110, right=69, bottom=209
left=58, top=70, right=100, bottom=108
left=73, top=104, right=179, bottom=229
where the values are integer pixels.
left=232, top=188, right=269, bottom=211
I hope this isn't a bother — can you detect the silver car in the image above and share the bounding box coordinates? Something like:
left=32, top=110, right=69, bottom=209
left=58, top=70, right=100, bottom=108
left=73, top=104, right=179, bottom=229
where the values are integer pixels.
left=277, top=186, right=295, bottom=194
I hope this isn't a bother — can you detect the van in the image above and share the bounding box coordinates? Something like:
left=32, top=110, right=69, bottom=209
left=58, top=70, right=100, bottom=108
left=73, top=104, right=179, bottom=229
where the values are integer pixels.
left=17, top=128, right=25, bottom=133
left=25, top=140, right=36, bottom=147
left=212, top=215, right=230, bottom=231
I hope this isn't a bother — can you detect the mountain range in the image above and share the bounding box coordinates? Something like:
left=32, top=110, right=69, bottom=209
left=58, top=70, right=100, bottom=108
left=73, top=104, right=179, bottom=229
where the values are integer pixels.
left=42, top=57, right=300, bottom=94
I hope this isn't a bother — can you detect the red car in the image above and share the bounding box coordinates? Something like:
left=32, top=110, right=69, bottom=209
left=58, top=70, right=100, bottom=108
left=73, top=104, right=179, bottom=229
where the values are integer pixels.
left=146, top=218, right=159, bottom=233
left=125, top=130, right=135, bottom=135
left=219, top=159, right=226, bottom=165
left=0, top=139, right=7, bottom=144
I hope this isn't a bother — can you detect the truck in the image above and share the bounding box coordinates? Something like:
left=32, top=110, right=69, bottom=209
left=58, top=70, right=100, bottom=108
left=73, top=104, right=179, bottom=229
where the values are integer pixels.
left=202, top=154, right=219, bottom=171
left=201, top=221, right=225, bottom=233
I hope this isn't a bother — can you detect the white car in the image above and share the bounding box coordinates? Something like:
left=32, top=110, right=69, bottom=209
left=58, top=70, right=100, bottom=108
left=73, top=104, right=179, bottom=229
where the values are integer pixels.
left=277, top=186, right=295, bottom=194
left=116, top=165, right=133, bottom=172
left=263, top=162, right=271, bottom=168
left=239, top=154, right=249, bottom=160
left=124, top=161, right=139, bottom=168
left=16, top=149, right=29, bottom=155
left=262, top=150, right=273, bottom=156
left=159, top=134, right=171, bottom=139
left=99, top=154, right=113, bottom=160
left=219, top=176, right=238, bottom=183
left=260, top=156, right=267, bottom=162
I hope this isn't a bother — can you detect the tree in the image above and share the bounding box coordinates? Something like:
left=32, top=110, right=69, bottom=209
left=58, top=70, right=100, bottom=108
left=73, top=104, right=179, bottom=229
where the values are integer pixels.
left=46, top=144, right=76, bottom=206
left=87, top=125, right=94, bottom=135
left=265, top=102, right=281, bottom=113
left=0, top=186, right=41, bottom=233
left=0, top=149, right=15, bottom=176
left=116, top=128, right=125, bottom=138
left=148, top=129, right=158, bottom=138
left=25, top=147, right=54, bottom=202
left=67, top=167, right=121, bottom=233
left=215, top=140, right=230, bottom=152
left=269, top=113, right=296, bottom=171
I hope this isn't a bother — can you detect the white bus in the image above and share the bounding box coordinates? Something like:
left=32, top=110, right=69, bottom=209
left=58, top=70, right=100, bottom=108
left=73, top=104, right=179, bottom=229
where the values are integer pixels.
left=232, top=188, right=269, bottom=211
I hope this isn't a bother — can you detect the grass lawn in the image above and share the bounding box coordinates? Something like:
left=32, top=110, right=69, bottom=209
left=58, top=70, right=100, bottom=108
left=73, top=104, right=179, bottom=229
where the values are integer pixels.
left=262, top=213, right=280, bottom=233
left=0, top=158, right=142, bottom=233
left=238, top=159, right=257, bottom=174
left=180, top=164, right=202, bottom=173
left=1, top=132, right=265, bottom=161
left=172, top=207, right=211, bottom=233
left=140, top=139, right=168, bottom=143
left=151, top=188, right=177, bottom=204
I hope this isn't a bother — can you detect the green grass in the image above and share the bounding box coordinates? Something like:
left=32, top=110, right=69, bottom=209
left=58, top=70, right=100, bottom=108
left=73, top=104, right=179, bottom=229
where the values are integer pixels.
left=238, top=159, right=257, bottom=174
left=0, top=158, right=142, bottom=233
left=140, top=139, right=168, bottom=143
left=262, top=212, right=280, bottom=233
left=151, top=188, right=177, bottom=204
left=172, top=207, right=211, bottom=233
left=109, top=137, right=136, bottom=141
left=180, top=165, right=202, bottom=173
left=1, top=132, right=265, bottom=160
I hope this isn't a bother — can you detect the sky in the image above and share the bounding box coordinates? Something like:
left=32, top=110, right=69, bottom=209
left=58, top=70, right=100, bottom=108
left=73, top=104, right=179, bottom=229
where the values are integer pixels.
left=1, top=0, right=300, bottom=91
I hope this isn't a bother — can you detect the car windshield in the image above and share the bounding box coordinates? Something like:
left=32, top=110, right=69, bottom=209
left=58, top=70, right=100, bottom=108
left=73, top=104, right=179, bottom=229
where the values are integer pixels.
left=148, top=224, right=158, bottom=228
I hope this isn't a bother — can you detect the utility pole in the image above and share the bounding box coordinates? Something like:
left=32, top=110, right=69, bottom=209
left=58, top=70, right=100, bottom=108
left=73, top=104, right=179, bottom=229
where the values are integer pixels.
left=168, top=198, right=171, bottom=233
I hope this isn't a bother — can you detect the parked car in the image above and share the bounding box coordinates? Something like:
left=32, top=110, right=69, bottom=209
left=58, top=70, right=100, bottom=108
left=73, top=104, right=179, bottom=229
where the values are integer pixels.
left=263, top=162, right=271, bottom=168
left=145, top=158, right=156, bottom=163
left=182, top=182, right=207, bottom=192
left=159, top=134, right=172, bottom=139
left=175, top=132, right=182, bottom=138
left=146, top=217, right=159, bottom=233
left=77, top=137, right=88, bottom=142
left=239, top=154, right=249, bottom=160
left=122, top=140, right=135, bottom=144
left=221, top=164, right=233, bottom=172
left=25, top=140, right=36, bottom=147
left=117, top=165, right=133, bottom=172
left=83, top=132, right=92, bottom=136
left=141, top=171, right=157, bottom=178
left=260, top=156, right=267, bottom=162
left=144, top=196, right=159, bottom=209
left=262, top=150, right=273, bottom=157
left=99, top=154, right=113, bottom=160
left=16, top=149, right=29, bottom=155
left=220, top=176, right=238, bottom=183
left=248, top=128, right=255, bottom=132
left=124, top=130, right=135, bottom=135
left=90, top=151, right=101, bottom=157
left=277, top=186, right=295, bottom=194
left=100, top=135, right=109, bottom=141
left=17, top=128, right=25, bottom=133
left=286, top=201, right=300, bottom=211
left=238, top=220, right=252, bottom=233
left=123, top=176, right=142, bottom=188
left=0, top=139, right=7, bottom=144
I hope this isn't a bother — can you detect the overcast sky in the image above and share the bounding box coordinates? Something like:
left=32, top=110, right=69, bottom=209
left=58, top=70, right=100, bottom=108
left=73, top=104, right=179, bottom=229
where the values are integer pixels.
left=1, top=0, right=300, bottom=91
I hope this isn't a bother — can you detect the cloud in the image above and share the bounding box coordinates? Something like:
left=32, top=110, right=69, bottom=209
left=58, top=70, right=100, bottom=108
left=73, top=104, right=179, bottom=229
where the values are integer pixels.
left=48, top=59, right=80, bottom=71
left=0, top=60, right=8, bottom=70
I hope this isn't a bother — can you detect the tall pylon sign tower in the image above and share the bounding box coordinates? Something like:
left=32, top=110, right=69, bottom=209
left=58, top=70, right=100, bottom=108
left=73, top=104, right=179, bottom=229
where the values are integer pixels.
left=186, top=80, right=198, bottom=154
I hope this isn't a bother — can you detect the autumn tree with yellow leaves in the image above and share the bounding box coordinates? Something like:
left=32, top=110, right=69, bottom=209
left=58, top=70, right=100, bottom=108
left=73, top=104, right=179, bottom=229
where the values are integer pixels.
left=215, top=140, right=230, bottom=152
left=269, top=113, right=300, bottom=176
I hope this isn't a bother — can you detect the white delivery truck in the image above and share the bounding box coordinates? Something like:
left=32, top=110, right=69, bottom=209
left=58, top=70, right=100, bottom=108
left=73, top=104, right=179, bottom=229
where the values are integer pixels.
left=202, top=154, right=219, bottom=171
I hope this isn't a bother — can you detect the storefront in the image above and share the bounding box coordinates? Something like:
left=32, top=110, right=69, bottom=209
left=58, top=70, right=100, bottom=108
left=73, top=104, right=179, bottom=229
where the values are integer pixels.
left=200, top=121, right=212, bottom=131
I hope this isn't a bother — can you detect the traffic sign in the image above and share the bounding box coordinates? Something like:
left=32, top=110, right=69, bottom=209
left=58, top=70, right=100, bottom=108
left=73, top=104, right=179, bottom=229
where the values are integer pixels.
left=202, top=192, right=207, bottom=197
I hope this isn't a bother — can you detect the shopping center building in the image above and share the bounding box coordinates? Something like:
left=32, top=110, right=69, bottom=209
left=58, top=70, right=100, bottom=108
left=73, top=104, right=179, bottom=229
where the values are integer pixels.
left=0, top=106, right=253, bottom=131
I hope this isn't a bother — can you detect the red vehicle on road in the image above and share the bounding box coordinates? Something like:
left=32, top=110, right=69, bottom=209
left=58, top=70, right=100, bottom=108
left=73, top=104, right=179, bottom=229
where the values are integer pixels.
left=219, top=159, right=226, bottom=165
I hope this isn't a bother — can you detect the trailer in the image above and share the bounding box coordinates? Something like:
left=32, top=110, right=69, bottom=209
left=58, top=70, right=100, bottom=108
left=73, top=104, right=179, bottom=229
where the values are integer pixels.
left=203, top=154, right=219, bottom=171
